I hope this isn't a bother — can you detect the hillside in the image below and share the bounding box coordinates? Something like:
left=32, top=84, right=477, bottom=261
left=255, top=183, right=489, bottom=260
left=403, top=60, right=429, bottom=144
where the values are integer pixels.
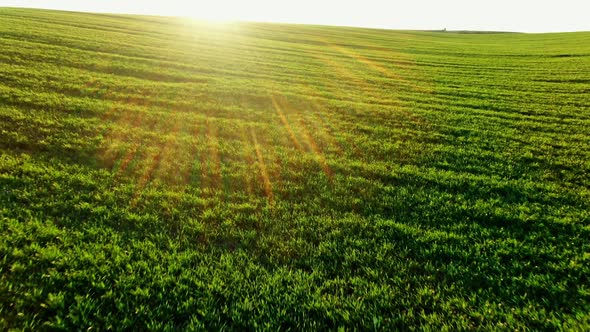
left=1, top=7, right=589, bottom=330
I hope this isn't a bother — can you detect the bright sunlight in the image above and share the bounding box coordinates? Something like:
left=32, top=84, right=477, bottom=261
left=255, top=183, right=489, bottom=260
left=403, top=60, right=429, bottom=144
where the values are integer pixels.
left=3, top=0, right=590, bottom=32
left=1, top=1, right=589, bottom=330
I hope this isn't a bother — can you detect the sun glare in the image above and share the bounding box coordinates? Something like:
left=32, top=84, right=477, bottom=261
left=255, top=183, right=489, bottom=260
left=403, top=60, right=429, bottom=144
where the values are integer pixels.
left=168, top=1, right=271, bottom=23
left=1, top=0, right=589, bottom=31
left=189, top=3, right=240, bottom=23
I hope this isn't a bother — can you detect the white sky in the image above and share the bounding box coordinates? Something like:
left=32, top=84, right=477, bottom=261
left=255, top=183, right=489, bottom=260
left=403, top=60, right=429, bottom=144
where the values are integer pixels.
left=2, top=0, right=589, bottom=32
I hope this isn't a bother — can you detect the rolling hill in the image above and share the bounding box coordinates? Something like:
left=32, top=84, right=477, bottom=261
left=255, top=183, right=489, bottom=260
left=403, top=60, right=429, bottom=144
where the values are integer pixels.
left=1, top=7, right=589, bottom=330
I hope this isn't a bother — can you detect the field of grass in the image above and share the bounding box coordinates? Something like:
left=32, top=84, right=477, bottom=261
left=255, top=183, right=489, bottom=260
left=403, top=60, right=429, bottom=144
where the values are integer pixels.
left=1, top=7, right=589, bottom=330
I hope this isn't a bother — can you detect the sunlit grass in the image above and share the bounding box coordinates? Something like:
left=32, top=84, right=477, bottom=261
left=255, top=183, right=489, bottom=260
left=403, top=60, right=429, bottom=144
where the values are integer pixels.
left=1, top=7, right=590, bottom=330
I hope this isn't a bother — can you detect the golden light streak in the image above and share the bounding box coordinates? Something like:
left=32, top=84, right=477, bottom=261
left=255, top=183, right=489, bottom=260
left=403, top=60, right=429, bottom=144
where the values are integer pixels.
left=300, top=122, right=333, bottom=180
left=100, top=103, right=144, bottom=177
left=181, top=116, right=203, bottom=188
left=311, top=48, right=375, bottom=99
left=271, top=95, right=303, bottom=151
left=129, top=114, right=175, bottom=205
left=324, top=40, right=432, bottom=94
left=298, top=85, right=345, bottom=157
left=240, top=125, right=255, bottom=197
left=152, top=115, right=183, bottom=185
left=274, top=96, right=334, bottom=181
left=250, top=128, right=274, bottom=203
left=200, top=119, right=222, bottom=193
left=130, top=148, right=161, bottom=207
left=315, top=38, right=431, bottom=155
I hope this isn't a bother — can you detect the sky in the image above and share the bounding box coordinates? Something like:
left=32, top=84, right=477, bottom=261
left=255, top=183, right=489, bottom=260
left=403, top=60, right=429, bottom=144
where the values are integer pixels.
left=2, top=0, right=589, bottom=33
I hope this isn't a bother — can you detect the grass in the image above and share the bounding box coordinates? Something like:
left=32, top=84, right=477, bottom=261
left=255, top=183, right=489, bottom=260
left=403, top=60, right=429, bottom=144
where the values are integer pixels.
left=1, top=7, right=589, bottom=330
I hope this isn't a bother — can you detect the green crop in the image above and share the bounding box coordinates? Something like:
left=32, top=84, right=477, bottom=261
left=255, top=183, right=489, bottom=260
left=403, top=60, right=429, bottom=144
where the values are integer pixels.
left=1, top=7, right=589, bottom=330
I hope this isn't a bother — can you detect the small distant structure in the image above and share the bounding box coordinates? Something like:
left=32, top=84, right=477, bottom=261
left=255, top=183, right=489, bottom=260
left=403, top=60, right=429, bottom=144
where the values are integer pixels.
left=442, top=28, right=447, bottom=32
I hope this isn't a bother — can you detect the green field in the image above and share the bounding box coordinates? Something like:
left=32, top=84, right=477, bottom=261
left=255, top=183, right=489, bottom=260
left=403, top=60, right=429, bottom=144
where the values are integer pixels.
left=1, top=7, right=589, bottom=330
